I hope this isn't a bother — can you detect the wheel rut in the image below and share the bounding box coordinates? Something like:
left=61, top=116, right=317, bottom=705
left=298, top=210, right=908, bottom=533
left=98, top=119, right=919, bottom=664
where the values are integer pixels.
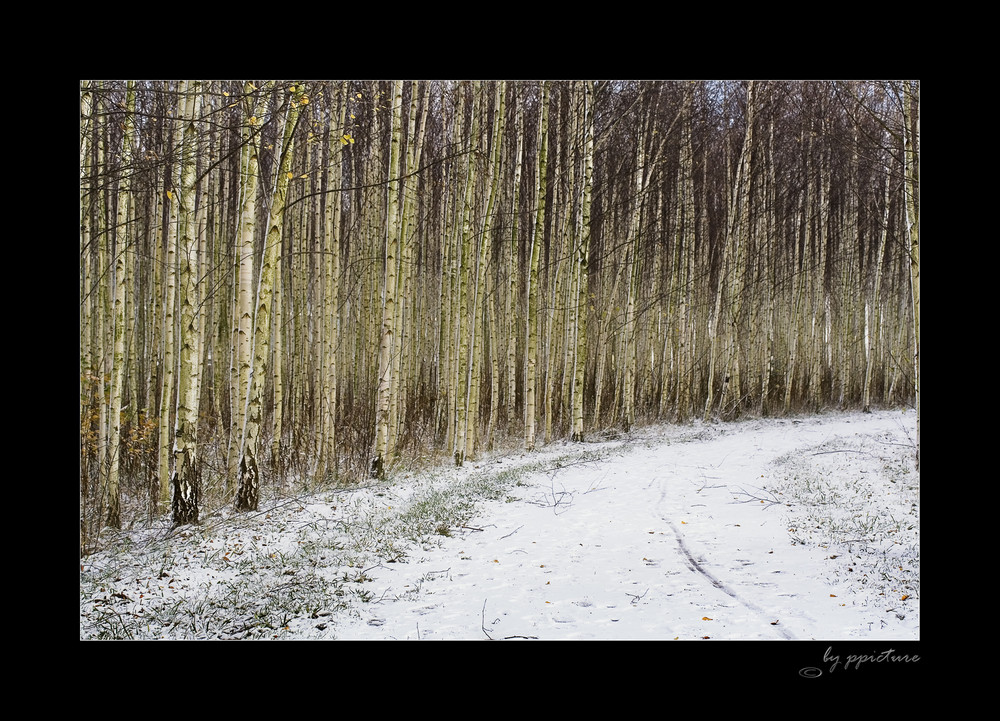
left=665, top=518, right=794, bottom=640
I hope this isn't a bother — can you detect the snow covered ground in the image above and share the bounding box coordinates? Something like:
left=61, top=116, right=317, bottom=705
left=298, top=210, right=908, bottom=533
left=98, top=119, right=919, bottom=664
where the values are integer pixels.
left=80, top=409, right=919, bottom=644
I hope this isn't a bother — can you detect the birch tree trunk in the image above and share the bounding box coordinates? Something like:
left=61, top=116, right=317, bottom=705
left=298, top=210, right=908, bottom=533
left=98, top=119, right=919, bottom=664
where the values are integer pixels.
left=507, top=89, right=524, bottom=427
left=105, top=80, right=136, bottom=528
left=809, top=124, right=830, bottom=413
left=622, top=134, right=645, bottom=433
left=675, top=87, right=696, bottom=422
left=464, top=81, right=505, bottom=461
left=372, top=80, right=404, bottom=478
left=237, top=83, right=304, bottom=509
left=705, top=80, right=755, bottom=422
left=525, top=81, right=549, bottom=451
left=158, top=93, right=180, bottom=509
left=229, top=82, right=269, bottom=484
left=317, top=81, right=347, bottom=482
left=863, top=168, right=891, bottom=413
left=172, top=80, right=203, bottom=525
left=571, top=81, right=594, bottom=442
left=271, top=214, right=284, bottom=468
left=453, top=84, right=479, bottom=466
left=758, top=113, right=776, bottom=416
left=901, top=80, right=919, bottom=466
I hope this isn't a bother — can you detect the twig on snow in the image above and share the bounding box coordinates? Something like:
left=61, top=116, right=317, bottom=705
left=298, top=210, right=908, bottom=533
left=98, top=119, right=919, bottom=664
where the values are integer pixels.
left=626, top=588, right=649, bottom=604
left=732, top=486, right=786, bottom=509
left=481, top=599, right=497, bottom=640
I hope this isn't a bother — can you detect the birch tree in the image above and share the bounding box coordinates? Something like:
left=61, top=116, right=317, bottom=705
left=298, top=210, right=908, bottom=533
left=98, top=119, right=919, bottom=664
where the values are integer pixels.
left=229, top=82, right=269, bottom=483
left=172, top=80, right=203, bottom=525
left=507, top=89, right=524, bottom=426
left=104, top=80, right=136, bottom=528
left=317, top=81, right=348, bottom=481
left=674, top=86, right=696, bottom=422
left=704, top=81, right=756, bottom=422
left=372, top=80, right=404, bottom=478
left=462, top=80, right=505, bottom=462
left=157, top=89, right=180, bottom=509
left=571, top=81, right=594, bottom=442
left=453, top=83, right=480, bottom=466
left=901, top=80, right=919, bottom=465
left=525, top=81, right=549, bottom=451
left=237, top=83, right=305, bottom=510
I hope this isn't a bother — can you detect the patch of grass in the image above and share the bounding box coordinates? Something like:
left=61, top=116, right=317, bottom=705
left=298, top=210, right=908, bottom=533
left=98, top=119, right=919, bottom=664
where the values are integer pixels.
left=767, top=431, right=919, bottom=600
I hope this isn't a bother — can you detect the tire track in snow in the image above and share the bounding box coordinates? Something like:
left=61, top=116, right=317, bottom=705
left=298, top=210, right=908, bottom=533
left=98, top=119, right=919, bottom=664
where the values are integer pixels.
left=665, top=518, right=794, bottom=640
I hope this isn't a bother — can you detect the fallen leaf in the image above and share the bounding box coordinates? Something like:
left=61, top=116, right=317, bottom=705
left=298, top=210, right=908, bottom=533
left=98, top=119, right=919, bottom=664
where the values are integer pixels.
left=702, top=616, right=713, bottom=621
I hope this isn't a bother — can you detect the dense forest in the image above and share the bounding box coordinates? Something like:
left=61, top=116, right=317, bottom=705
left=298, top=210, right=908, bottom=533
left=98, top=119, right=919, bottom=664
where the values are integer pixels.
left=79, top=80, right=919, bottom=551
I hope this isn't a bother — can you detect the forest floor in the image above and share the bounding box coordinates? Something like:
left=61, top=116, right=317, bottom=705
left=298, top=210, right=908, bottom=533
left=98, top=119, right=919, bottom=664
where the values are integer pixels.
left=80, top=409, right=919, bottom=647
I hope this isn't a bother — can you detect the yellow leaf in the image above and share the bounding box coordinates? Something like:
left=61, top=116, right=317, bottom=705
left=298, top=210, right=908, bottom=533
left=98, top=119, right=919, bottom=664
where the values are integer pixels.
left=286, top=172, right=293, bottom=179
left=223, top=91, right=230, bottom=97
left=300, top=174, right=309, bottom=179
left=356, top=93, right=362, bottom=98
left=702, top=617, right=712, bottom=621
left=166, top=190, right=172, bottom=200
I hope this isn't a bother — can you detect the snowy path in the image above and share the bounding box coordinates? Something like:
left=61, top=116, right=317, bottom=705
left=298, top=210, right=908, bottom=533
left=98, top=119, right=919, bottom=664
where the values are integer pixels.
left=330, top=412, right=919, bottom=640
left=80, top=410, right=918, bottom=641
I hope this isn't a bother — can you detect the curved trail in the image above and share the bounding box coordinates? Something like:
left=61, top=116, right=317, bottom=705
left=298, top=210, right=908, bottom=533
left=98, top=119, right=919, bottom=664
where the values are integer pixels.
left=321, top=411, right=918, bottom=640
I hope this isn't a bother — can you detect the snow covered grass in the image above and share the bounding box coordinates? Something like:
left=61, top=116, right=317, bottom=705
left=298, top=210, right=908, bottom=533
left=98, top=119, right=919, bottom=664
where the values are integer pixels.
left=80, top=409, right=919, bottom=642
left=767, top=429, right=919, bottom=614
